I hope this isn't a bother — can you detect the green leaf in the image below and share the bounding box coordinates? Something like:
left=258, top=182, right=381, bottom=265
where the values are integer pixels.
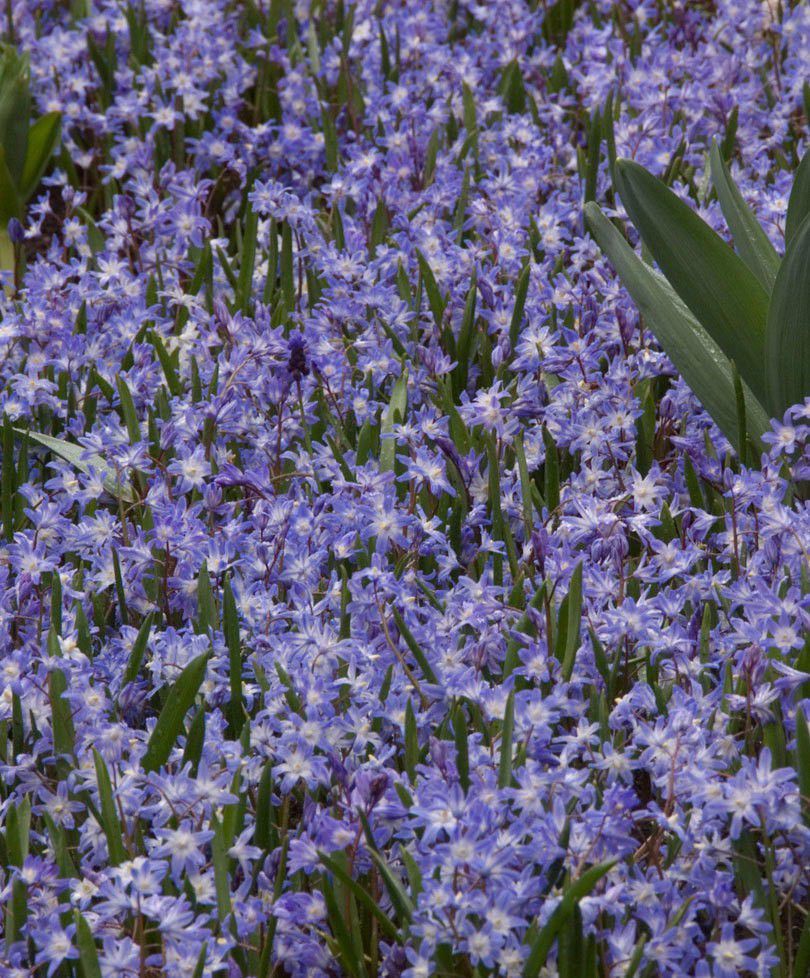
left=709, top=140, right=779, bottom=292
left=786, top=151, right=810, bottom=248
left=797, top=709, right=810, bottom=826
left=210, top=813, right=232, bottom=922
left=509, top=262, right=530, bottom=351
left=416, top=250, right=446, bottom=329
left=498, top=690, right=515, bottom=789
left=0, top=47, right=31, bottom=187
left=195, top=560, right=216, bottom=634
left=93, top=749, right=127, bottom=866
left=499, top=59, right=527, bottom=114
left=560, top=562, right=583, bottom=681
left=223, top=574, right=243, bottom=736
left=236, top=202, right=258, bottom=314
left=120, top=614, right=153, bottom=690
left=391, top=608, right=439, bottom=685
left=796, top=903, right=810, bottom=978
left=116, top=375, right=142, bottom=445
left=360, top=814, right=414, bottom=927
left=380, top=369, right=408, bottom=472
left=453, top=705, right=470, bottom=793
left=318, top=851, right=400, bottom=941
left=614, top=158, right=769, bottom=403
left=14, top=427, right=135, bottom=502
left=74, top=911, right=103, bottom=978
left=584, top=202, right=769, bottom=455
left=0, top=147, right=22, bottom=224
left=404, top=698, right=418, bottom=780
left=765, top=214, right=810, bottom=417
left=141, top=652, right=210, bottom=773
left=523, top=860, right=616, bottom=978
left=19, top=111, right=61, bottom=203
left=48, top=626, right=75, bottom=759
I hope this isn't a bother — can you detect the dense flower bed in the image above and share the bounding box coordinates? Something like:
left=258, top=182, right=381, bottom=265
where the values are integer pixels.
left=0, top=1, right=809, bottom=977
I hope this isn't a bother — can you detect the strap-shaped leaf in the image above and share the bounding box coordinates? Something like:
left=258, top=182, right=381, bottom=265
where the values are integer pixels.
left=141, top=652, right=210, bottom=773
left=19, top=111, right=61, bottom=203
left=709, top=140, right=779, bottom=292
left=786, top=151, right=810, bottom=248
left=380, top=369, right=408, bottom=472
left=14, top=427, right=135, bottom=502
left=523, top=859, right=616, bottom=977
left=614, top=158, right=769, bottom=404
left=0, top=146, right=21, bottom=224
left=767, top=214, right=810, bottom=416
left=584, top=203, right=769, bottom=455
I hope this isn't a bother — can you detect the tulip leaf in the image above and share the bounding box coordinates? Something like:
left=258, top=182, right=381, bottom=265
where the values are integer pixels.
left=585, top=202, right=769, bottom=455
left=786, top=151, right=810, bottom=248
left=614, top=158, right=769, bottom=404
left=766, top=214, right=810, bottom=417
left=709, top=140, right=779, bottom=292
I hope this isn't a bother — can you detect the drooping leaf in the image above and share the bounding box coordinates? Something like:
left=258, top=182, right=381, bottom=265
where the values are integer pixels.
left=709, top=140, right=779, bottom=292
left=584, top=202, right=769, bottom=455
left=614, top=158, right=769, bottom=403
left=765, top=214, right=810, bottom=417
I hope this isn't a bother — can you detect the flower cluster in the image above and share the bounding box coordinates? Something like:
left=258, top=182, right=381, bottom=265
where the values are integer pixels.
left=0, top=1, right=808, bottom=978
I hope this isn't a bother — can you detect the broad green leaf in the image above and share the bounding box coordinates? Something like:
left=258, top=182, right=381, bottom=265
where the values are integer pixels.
left=786, top=151, right=810, bottom=247
left=0, top=47, right=31, bottom=186
left=523, top=860, right=616, bottom=978
left=14, top=427, right=135, bottom=502
left=380, top=369, right=408, bottom=472
left=614, top=158, right=769, bottom=403
left=141, top=652, right=210, bottom=773
left=584, top=202, right=769, bottom=455
left=93, top=749, right=127, bottom=866
left=19, top=111, right=61, bottom=202
left=119, top=612, right=153, bottom=693
left=709, top=140, right=779, bottom=292
left=0, top=147, right=22, bottom=224
left=766, top=214, right=810, bottom=416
